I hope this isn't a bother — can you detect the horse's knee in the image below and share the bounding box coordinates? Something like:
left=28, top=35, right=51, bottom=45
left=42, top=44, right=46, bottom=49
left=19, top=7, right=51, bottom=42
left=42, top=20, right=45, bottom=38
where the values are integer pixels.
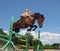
left=13, top=27, right=20, bottom=33
left=15, top=28, right=20, bottom=33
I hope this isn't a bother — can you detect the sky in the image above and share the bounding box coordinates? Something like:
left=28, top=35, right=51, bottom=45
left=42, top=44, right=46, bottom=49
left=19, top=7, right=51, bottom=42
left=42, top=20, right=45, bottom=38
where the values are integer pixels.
left=0, top=0, right=60, bottom=45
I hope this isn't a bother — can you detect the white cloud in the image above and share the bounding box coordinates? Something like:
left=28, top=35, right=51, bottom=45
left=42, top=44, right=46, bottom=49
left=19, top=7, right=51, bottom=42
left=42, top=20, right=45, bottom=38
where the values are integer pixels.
left=19, top=30, right=60, bottom=45
left=19, top=30, right=38, bottom=38
left=3, top=31, right=9, bottom=34
left=40, top=32, right=60, bottom=45
left=19, top=29, right=27, bottom=35
left=3, top=30, right=60, bottom=45
left=17, top=30, right=60, bottom=45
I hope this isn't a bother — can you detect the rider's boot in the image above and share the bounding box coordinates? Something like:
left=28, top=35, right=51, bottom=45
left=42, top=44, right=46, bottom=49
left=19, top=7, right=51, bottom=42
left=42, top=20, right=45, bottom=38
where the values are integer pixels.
left=20, top=16, right=24, bottom=23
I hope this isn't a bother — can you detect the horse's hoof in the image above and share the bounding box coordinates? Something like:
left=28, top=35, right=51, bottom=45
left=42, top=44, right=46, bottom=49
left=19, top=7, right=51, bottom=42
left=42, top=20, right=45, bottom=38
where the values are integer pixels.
left=27, top=29, right=31, bottom=31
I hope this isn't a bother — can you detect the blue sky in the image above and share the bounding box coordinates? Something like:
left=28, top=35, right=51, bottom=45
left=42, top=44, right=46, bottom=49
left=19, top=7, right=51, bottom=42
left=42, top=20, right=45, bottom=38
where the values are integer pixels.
left=0, top=0, right=60, bottom=44
left=0, top=0, right=60, bottom=33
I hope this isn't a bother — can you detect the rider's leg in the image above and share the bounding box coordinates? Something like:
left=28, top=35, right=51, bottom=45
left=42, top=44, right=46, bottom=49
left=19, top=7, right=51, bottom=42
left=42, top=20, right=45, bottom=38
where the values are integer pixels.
left=19, top=16, right=24, bottom=22
left=21, top=16, right=24, bottom=20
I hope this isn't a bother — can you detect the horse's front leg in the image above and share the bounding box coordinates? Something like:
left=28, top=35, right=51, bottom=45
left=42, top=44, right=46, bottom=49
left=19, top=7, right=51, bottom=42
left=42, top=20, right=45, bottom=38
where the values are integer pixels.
left=32, top=25, right=37, bottom=31
left=27, top=26, right=33, bottom=31
left=27, top=25, right=37, bottom=31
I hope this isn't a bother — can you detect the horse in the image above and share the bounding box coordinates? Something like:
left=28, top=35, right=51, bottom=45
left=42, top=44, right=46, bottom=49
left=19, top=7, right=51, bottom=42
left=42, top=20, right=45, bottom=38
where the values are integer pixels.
left=12, top=13, right=45, bottom=33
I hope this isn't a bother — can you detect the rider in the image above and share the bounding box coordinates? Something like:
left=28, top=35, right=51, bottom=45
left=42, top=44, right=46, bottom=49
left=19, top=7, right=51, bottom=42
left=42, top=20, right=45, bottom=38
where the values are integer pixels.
left=20, top=9, right=33, bottom=22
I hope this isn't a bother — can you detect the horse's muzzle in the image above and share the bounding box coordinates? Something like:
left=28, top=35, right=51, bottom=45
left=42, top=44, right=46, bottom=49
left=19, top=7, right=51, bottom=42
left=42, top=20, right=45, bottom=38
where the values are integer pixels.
left=39, top=26, right=42, bottom=28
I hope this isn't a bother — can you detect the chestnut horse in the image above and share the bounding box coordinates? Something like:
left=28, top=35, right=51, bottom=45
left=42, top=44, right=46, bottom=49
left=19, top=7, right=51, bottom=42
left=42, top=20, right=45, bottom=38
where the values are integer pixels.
left=12, top=13, right=45, bottom=33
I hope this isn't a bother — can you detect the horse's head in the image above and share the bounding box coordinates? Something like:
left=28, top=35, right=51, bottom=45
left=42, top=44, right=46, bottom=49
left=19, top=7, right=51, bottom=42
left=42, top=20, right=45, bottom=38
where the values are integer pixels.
left=33, top=13, right=45, bottom=28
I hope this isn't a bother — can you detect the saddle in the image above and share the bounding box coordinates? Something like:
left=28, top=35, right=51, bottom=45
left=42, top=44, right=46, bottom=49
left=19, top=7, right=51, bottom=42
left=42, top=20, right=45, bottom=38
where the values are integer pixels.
left=19, top=16, right=33, bottom=24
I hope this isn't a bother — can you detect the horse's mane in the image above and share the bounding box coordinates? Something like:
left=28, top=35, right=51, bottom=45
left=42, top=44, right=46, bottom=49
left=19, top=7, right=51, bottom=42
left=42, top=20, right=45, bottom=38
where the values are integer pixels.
left=34, top=13, right=41, bottom=15
left=31, top=13, right=41, bottom=16
left=34, top=13, right=44, bottom=17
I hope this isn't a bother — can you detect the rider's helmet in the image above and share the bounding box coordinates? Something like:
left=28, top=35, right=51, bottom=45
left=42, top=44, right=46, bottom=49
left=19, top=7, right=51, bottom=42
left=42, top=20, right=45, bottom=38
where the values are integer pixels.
left=25, top=9, right=31, bottom=13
